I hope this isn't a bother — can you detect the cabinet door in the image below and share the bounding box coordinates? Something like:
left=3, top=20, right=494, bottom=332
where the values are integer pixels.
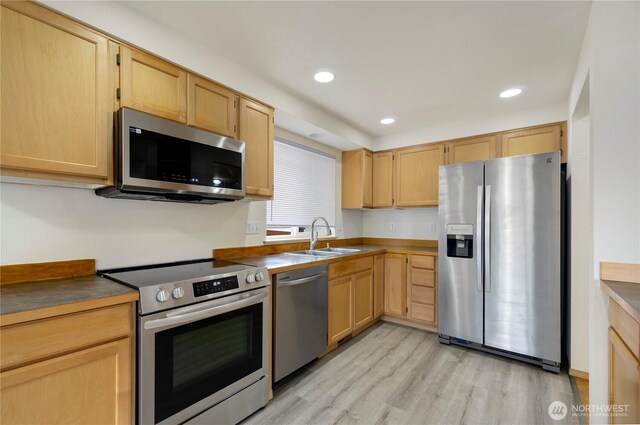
left=0, top=338, right=131, bottom=425
left=384, top=253, right=407, bottom=317
left=120, top=46, right=187, bottom=122
left=609, top=328, right=640, bottom=424
left=362, top=151, right=373, bottom=207
left=353, top=269, right=374, bottom=332
left=239, top=98, right=274, bottom=198
left=395, top=144, right=444, bottom=207
left=372, top=151, right=394, bottom=208
left=328, top=276, right=353, bottom=345
left=342, top=149, right=372, bottom=209
left=500, top=123, right=563, bottom=161
left=187, top=74, right=238, bottom=138
left=446, top=135, right=497, bottom=164
left=1, top=2, right=111, bottom=181
left=373, top=254, right=385, bottom=318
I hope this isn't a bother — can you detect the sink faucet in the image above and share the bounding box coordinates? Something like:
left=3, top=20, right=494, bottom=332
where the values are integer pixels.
left=310, top=216, right=332, bottom=250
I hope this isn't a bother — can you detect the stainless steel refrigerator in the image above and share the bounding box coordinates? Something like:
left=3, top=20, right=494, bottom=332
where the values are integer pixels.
left=438, top=151, right=561, bottom=372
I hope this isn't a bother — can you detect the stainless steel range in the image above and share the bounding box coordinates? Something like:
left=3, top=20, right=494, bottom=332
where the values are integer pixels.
left=100, top=259, right=270, bottom=425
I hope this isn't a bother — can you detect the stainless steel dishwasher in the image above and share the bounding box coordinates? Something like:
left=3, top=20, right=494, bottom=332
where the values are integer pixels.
left=274, top=264, right=328, bottom=382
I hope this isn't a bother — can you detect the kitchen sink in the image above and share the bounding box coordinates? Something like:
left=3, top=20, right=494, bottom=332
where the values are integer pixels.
left=283, top=247, right=362, bottom=257
left=284, top=250, right=338, bottom=257
left=316, top=247, right=361, bottom=254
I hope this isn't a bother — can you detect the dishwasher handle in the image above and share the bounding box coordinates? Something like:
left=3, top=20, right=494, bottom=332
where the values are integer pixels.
left=277, top=272, right=327, bottom=288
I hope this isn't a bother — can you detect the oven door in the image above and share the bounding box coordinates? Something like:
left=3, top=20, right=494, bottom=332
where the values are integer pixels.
left=139, top=288, right=268, bottom=425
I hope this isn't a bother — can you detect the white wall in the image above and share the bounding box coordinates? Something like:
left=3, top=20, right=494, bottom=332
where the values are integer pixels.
left=0, top=127, right=362, bottom=269
left=568, top=2, right=640, bottom=422
left=363, top=208, right=438, bottom=240
left=374, top=103, right=567, bottom=151
left=568, top=75, right=591, bottom=374
left=0, top=183, right=267, bottom=269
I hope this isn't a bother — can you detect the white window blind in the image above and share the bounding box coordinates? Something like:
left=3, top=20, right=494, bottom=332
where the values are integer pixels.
left=266, top=140, right=335, bottom=226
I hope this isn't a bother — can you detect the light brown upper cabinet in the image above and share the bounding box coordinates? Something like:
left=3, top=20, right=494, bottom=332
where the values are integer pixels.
left=0, top=2, right=113, bottom=185
left=372, top=151, right=394, bottom=208
left=239, top=98, right=274, bottom=198
left=446, top=135, right=498, bottom=164
left=342, top=149, right=373, bottom=209
left=187, top=75, right=238, bottom=138
left=395, top=144, right=445, bottom=207
left=500, top=122, right=566, bottom=163
left=120, top=46, right=188, bottom=123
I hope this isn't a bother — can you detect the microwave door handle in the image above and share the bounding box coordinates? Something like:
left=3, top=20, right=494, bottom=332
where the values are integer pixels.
left=144, top=291, right=267, bottom=330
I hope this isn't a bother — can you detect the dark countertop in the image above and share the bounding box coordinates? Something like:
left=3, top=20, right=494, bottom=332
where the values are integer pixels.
left=229, top=244, right=438, bottom=274
left=1, top=275, right=138, bottom=326
left=602, top=279, right=640, bottom=322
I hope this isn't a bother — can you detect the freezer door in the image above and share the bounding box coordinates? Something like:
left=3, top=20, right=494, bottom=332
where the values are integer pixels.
left=438, top=161, right=484, bottom=344
left=483, top=152, right=561, bottom=363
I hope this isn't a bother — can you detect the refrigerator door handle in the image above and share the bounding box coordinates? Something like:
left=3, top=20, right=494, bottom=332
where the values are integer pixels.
left=476, top=185, right=483, bottom=292
left=484, top=185, right=491, bottom=292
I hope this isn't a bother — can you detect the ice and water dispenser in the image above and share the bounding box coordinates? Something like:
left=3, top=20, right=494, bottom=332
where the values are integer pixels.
left=446, top=224, right=474, bottom=258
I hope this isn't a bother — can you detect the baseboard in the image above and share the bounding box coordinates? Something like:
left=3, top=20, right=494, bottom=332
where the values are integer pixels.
left=381, top=315, right=438, bottom=333
left=569, top=368, right=589, bottom=380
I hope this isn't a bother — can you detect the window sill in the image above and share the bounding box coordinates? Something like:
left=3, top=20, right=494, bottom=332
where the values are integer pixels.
left=263, top=235, right=338, bottom=245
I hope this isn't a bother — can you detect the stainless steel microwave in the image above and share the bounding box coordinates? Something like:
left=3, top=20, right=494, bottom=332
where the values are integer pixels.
left=96, top=108, right=245, bottom=204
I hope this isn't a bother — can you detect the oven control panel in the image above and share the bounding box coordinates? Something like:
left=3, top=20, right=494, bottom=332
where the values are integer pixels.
left=193, top=276, right=239, bottom=297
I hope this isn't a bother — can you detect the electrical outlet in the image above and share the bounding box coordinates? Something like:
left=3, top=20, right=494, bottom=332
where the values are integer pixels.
left=389, top=222, right=396, bottom=231
left=336, top=222, right=343, bottom=233
left=245, top=221, right=260, bottom=234
left=428, top=222, right=437, bottom=233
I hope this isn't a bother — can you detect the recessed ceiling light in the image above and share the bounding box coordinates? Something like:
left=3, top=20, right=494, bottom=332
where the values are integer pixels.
left=314, top=70, right=335, bottom=83
left=380, top=118, right=395, bottom=125
left=500, top=88, right=523, bottom=98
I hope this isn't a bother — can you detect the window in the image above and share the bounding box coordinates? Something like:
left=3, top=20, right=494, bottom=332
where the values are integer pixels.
left=266, top=140, right=335, bottom=240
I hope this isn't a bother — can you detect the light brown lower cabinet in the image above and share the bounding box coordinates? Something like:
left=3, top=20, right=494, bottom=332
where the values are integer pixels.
left=384, top=253, right=407, bottom=317
left=373, top=254, right=385, bottom=318
left=408, top=255, right=437, bottom=326
left=608, top=297, right=640, bottom=424
left=328, top=275, right=354, bottom=344
left=609, top=328, right=640, bottom=424
left=0, top=303, right=134, bottom=425
left=353, top=269, right=374, bottom=332
left=327, top=256, right=376, bottom=345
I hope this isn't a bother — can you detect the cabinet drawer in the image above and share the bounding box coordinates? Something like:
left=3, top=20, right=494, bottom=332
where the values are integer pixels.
left=329, top=256, right=374, bottom=279
left=411, top=285, right=435, bottom=305
left=1, top=304, right=132, bottom=371
left=410, top=268, right=435, bottom=287
left=609, top=299, right=640, bottom=359
left=410, top=255, right=435, bottom=270
left=410, top=303, right=435, bottom=324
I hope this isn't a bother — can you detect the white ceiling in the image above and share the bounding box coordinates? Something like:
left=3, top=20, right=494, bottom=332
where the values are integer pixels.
left=123, top=1, right=591, bottom=141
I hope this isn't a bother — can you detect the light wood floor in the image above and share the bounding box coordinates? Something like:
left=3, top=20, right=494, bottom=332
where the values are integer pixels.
left=245, top=322, right=579, bottom=425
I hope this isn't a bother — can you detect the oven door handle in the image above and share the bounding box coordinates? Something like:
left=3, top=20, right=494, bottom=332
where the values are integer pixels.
left=143, top=291, right=267, bottom=330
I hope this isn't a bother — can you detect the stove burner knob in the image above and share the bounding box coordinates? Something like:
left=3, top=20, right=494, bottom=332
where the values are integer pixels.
left=245, top=273, right=255, bottom=284
left=255, top=272, right=265, bottom=282
left=172, top=287, right=184, bottom=299
left=156, top=289, right=170, bottom=303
